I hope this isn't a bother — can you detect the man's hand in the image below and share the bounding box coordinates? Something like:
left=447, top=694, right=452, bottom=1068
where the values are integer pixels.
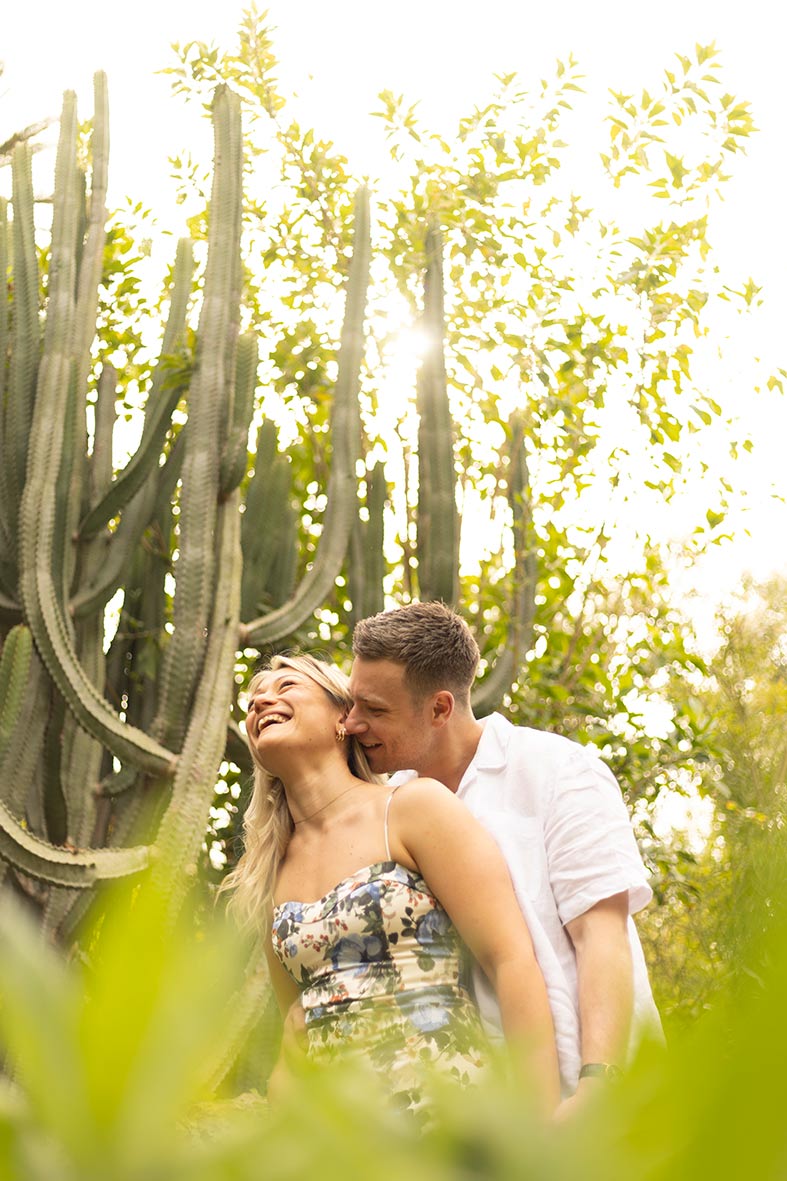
left=553, top=1076, right=608, bottom=1122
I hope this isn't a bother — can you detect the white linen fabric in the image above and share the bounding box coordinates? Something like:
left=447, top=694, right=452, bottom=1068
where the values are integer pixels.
left=392, top=712, right=661, bottom=1095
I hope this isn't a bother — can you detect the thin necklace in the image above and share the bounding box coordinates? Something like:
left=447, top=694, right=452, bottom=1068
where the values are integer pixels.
left=292, top=785, right=356, bottom=825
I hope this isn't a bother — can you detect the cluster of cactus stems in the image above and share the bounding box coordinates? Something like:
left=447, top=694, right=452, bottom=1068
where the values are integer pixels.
left=0, top=75, right=531, bottom=959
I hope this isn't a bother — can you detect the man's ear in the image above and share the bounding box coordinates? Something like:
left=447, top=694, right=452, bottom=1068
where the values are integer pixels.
left=431, top=691, right=455, bottom=727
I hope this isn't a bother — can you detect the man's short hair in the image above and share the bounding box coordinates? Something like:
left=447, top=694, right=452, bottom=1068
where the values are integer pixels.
left=352, top=602, right=480, bottom=702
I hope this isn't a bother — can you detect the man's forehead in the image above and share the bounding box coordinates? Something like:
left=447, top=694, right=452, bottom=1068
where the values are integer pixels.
left=349, top=658, right=408, bottom=697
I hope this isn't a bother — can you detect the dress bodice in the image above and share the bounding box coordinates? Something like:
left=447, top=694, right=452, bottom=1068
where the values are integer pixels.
left=270, top=859, right=487, bottom=1103
left=272, top=861, right=466, bottom=1016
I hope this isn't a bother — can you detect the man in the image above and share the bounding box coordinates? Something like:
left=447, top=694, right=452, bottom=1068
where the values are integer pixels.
left=345, top=601, right=661, bottom=1110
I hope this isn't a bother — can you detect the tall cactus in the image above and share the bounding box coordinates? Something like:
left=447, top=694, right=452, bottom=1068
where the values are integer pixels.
left=471, top=411, right=538, bottom=716
left=0, top=78, right=238, bottom=922
left=0, top=197, right=9, bottom=598
left=3, top=144, right=39, bottom=592
left=415, top=219, right=460, bottom=605
left=16, top=86, right=174, bottom=783
left=349, top=462, right=387, bottom=624
left=240, top=420, right=296, bottom=619
left=0, top=74, right=376, bottom=943
left=150, top=84, right=243, bottom=756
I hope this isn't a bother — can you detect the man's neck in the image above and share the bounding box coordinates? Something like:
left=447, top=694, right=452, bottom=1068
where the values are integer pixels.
left=418, top=715, right=485, bottom=793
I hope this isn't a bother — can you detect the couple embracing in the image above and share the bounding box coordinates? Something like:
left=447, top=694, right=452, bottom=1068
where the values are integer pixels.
left=227, top=601, right=660, bottom=1118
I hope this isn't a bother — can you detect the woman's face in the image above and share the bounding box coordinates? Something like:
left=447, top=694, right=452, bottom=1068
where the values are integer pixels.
left=245, top=666, right=345, bottom=768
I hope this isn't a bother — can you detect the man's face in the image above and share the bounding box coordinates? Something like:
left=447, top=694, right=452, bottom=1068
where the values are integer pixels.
left=346, top=658, right=438, bottom=775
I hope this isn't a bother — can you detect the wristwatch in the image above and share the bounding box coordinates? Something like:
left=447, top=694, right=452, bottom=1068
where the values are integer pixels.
left=578, top=1062, right=623, bottom=1082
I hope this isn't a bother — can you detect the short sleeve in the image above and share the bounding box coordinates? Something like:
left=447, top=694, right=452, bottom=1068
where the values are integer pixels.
left=542, top=747, right=652, bottom=926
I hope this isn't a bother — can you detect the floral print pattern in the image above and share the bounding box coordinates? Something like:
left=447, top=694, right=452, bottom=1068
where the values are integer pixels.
left=271, top=862, right=487, bottom=1104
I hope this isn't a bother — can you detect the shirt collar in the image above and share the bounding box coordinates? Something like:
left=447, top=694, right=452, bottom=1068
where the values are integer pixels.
left=459, top=712, right=510, bottom=790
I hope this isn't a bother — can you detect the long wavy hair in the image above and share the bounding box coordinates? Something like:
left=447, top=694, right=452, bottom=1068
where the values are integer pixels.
left=221, top=653, right=381, bottom=931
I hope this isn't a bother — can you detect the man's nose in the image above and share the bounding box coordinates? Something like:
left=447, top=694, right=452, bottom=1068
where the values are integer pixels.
left=344, top=705, right=366, bottom=734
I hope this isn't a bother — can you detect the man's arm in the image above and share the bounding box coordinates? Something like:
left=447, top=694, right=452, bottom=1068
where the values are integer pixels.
left=559, top=891, right=632, bottom=1114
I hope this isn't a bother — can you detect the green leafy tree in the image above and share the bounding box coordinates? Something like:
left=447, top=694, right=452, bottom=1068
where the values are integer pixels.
left=639, top=575, right=787, bottom=1032
left=161, top=13, right=767, bottom=878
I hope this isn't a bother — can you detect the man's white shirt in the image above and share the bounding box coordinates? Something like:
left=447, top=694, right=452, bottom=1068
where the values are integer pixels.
left=391, top=712, right=661, bottom=1093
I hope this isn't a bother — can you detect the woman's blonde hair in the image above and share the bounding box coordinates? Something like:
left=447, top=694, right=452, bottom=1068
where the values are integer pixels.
left=221, top=653, right=381, bottom=930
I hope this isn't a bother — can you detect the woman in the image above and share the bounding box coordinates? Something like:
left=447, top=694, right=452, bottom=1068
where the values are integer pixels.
left=224, top=654, right=559, bottom=1114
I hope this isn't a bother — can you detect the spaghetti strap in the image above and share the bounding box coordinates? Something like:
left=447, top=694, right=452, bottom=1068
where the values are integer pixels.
left=383, top=783, right=403, bottom=861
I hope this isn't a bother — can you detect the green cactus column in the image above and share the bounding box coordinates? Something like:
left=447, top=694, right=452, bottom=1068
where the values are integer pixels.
left=0, top=198, right=9, bottom=598
left=17, top=87, right=176, bottom=781
left=349, top=461, right=387, bottom=623
left=415, top=219, right=459, bottom=605
left=240, top=420, right=297, bottom=619
left=3, top=145, right=39, bottom=598
left=151, top=490, right=243, bottom=925
left=471, top=412, right=537, bottom=716
left=152, top=84, right=244, bottom=755
left=0, top=627, right=32, bottom=770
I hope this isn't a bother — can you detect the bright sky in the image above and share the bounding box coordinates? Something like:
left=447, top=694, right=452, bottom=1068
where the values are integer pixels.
left=3, top=0, right=787, bottom=614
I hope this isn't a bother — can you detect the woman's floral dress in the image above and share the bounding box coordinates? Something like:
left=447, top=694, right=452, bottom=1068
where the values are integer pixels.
left=271, top=860, right=488, bottom=1109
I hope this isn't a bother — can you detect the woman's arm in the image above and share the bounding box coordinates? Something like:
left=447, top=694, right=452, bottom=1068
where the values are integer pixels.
left=264, top=928, right=307, bottom=1101
left=393, top=778, right=561, bottom=1115
left=265, top=936, right=302, bottom=1017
